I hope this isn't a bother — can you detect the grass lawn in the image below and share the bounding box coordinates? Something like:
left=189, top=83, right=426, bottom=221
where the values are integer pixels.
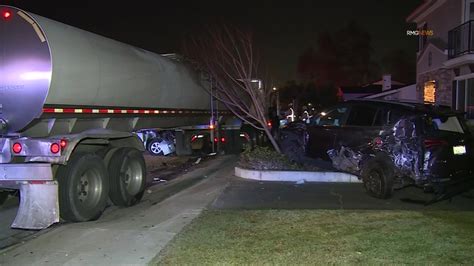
left=157, top=210, right=474, bottom=264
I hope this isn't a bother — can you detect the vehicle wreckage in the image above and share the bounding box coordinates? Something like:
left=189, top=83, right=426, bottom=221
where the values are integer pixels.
left=279, top=100, right=473, bottom=204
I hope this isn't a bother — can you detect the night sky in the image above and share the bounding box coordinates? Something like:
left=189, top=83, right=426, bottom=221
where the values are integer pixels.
left=2, top=0, right=422, bottom=85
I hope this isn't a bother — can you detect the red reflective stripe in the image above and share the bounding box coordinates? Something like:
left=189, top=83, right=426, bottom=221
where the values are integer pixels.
left=42, top=107, right=216, bottom=115
left=29, top=181, right=47, bottom=185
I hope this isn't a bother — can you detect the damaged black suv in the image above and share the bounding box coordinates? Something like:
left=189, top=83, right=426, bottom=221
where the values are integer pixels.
left=280, top=100, right=473, bottom=201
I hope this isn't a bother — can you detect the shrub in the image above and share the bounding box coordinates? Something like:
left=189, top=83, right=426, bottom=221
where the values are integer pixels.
left=238, top=146, right=299, bottom=170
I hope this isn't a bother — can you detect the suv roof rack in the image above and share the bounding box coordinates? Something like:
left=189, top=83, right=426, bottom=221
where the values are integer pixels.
left=346, top=99, right=460, bottom=115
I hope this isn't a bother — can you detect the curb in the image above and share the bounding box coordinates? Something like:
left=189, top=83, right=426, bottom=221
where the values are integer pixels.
left=235, top=167, right=362, bottom=183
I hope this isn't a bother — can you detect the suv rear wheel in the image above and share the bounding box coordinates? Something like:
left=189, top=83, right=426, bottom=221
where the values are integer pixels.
left=360, top=158, right=394, bottom=199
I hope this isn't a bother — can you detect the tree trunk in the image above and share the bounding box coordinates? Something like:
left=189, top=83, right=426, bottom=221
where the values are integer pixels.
left=262, top=126, right=281, bottom=153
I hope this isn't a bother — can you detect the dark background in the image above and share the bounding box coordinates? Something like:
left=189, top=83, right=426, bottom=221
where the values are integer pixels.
left=1, top=0, right=422, bottom=86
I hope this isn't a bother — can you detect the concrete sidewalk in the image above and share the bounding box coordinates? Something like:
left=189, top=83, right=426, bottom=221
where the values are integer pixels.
left=0, top=156, right=236, bottom=265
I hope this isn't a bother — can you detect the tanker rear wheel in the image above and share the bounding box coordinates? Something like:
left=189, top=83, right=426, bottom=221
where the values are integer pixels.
left=108, top=148, right=146, bottom=206
left=57, top=152, right=110, bottom=222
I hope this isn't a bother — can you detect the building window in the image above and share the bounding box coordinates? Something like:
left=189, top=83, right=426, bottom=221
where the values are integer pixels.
left=455, top=79, right=474, bottom=119
left=457, top=80, right=466, bottom=112
left=465, top=0, right=474, bottom=22
left=424, top=80, right=436, bottom=103
left=471, top=2, right=474, bottom=20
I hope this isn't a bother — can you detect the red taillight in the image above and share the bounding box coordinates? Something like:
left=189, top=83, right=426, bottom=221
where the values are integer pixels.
left=267, top=121, right=272, bottom=127
left=191, top=135, right=197, bottom=142
left=50, top=143, right=60, bottom=154
left=60, top=139, right=68, bottom=149
left=12, top=143, right=22, bottom=154
left=221, top=137, right=226, bottom=143
left=424, top=139, right=448, bottom=148
left=2, top=10, right=11, bottom=20
left=372, top=137, right=383, bottom=148
left=214, top=137, right=218, bottom=142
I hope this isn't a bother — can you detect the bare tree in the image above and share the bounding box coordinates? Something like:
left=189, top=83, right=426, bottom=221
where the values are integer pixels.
left=185, top=26, right=281, bottom=153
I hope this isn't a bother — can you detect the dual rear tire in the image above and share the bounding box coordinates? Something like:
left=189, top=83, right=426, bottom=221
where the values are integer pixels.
left=108, top=148, right=146, bottom=207
left=57, top=148, right=146, bottom=222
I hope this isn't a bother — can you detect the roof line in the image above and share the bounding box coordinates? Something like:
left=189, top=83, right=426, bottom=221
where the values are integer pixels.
left=347, top=99, right=417, bottom=108
left=406, top=0, right=446, bottom=23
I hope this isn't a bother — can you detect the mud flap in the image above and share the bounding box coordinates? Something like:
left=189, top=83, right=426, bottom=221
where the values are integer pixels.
left=11, top=182, right=59, bottom=230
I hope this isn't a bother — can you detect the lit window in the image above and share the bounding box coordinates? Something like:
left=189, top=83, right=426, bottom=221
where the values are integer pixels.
left=424, top=80, right=436, bottom=103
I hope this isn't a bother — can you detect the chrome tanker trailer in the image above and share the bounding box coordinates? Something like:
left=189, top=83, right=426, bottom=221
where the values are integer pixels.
left=0, top=5, right=236, bottom=229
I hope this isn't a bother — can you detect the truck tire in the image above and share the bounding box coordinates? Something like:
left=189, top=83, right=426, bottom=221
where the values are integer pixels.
left=360, top=158, right=394, bottom=199
left=57, top=152, right=110, bottom=222
left=0, top=191, right=8, bottom=205
left=147, top=138, right=164, bottom=156
left=108, top=148, right=146, bottom=206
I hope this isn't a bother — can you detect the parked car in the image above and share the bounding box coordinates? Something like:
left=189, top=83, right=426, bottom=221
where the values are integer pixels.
left=190, top=131, right=251, bottom=154
left=280, top=100, right=473, bottom=201
left=136, top=130, right=176, bottom=156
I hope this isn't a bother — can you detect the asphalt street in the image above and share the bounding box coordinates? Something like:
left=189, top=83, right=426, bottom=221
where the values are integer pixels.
left=212, top=178, right=474, bottom=211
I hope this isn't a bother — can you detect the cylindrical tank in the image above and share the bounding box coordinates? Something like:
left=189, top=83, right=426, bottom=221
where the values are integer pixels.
left=0, top=6, right=210, bottom=133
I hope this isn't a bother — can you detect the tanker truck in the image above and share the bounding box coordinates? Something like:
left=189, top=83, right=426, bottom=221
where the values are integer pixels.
left=0, top=5, right=238, bottom=229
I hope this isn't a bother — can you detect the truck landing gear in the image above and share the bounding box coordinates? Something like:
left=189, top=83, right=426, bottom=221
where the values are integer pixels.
left=57, top=152, right=110, bottom=222
left=108, top=148, right=146, bottom=206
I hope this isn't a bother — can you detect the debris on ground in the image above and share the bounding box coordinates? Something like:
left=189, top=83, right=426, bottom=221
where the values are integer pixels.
left=153, top=178, right=167, bottom=183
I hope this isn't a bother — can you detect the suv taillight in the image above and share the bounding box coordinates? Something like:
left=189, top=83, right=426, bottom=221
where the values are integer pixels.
left=424, top=138, right=448, bottom=148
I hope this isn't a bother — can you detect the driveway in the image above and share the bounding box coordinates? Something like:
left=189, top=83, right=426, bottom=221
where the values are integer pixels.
left=211, top=177, right=474, bottom=211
